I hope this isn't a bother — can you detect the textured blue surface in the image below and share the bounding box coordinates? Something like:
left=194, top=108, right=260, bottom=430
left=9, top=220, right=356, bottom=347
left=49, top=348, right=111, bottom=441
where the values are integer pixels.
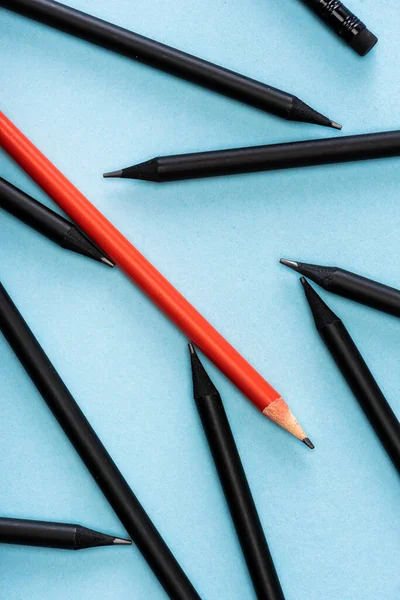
left=1, top=1, right=399, bottom=599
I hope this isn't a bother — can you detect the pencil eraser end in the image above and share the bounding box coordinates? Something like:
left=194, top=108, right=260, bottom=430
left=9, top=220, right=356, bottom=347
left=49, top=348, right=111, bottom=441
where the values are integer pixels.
left=351, top=28, right=378, bottom=56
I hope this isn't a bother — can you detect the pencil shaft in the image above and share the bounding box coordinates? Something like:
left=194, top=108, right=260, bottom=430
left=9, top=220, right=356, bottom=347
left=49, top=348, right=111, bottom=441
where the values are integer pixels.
left=0, top=111, right=309, bottom=442
left=0, top=518, right=124, bottom=550
left=321, top=322, right=400, bottom=473
left=114, top=130, right=400, bottom=182
left=321, top=269, right=400, bottom=318
left=0, top=176, right=71, bottom=244
left=2, top=0, right=333, bottom=125
left=0, top=283, right=201, bottom=599
left=301, top=279, right=400, bottom=474
left=0, top=518, right=80, bottom=550
left=197, top=396, right=285, bottom=599
left=189, top=345, right=285, bottom=599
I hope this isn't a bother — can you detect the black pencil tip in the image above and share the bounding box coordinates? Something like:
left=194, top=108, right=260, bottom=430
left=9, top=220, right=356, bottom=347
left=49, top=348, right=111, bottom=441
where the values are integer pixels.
left=300, top=278, right=340, bottom=330
left=188, top=343, right=219, bottom=399
left=100, top=256, right=116, bottom=268
left=280, top=258, right=300, bottom=272
left=104, top=159, right=159, bottom=182
left=103, top=169, right=123, bottom=178
left=302, top=437, right=315, bottom=449
left=300, top=276, right=309, bottom=289
left=330, top=121, right=343, bottom=131
left=63, top=227, right=115, bottom=267
left=113, top=537, right=132, bottom=546
left=291, top=98, right=341, bottom=129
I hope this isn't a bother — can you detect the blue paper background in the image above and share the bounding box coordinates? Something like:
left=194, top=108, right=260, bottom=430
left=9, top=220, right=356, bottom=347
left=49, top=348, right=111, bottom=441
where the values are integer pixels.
left=1, top=1, right=399, bottom=599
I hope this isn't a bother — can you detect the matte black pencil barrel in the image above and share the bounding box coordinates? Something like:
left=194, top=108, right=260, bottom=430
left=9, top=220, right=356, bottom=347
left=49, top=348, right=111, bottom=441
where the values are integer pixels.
left=300, top=278, right=400, bottom=474
left=189, top=344, right=285, bottom=600
left=0, top=282, right=202, bottom=600
left=3, top=0, right=338, bottom=127
left=104, top=130, right=400, bottom=183
left=281, top=259, right=400, bottom=319
left=0, top=517, right=131, bottom=550
left=299, top=0, right=378, bottom=56
left=0, top=177, right=114, bottom=266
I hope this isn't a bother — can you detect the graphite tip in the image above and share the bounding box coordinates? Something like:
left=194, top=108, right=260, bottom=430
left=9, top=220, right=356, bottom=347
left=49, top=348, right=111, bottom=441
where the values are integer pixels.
left=113, top=537, right=132, bottom=545
left=302, top=437, right=315, bottom=450
left=103, top=169, right=124, bottom=178
left=330, top=121, right=343, bottom=131
left=101, top=256, right=116, bottom=268
left=280, top=258, right=300, bottom=272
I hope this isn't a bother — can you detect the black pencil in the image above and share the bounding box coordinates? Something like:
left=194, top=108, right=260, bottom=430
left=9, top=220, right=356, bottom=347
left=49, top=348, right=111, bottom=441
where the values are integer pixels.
left=3, top=0, right=340, bottom=128
left=0, top=281, right=202, bottom=600
left=300, top=278, right=400, bottom=475
left=0, top=517, right=131, bottom=550
left=188, top=344, right=286, bottom=600
left=104, top=130, right=400, bottom=183
left=0, top=177, right=114, bottom=267
left=299, top=0, right=378, bottom=57
left=280, top=259, right=400, bottom=319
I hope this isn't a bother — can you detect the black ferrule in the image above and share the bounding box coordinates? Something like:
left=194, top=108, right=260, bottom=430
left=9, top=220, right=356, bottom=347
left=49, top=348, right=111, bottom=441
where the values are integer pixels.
left=301, top=0, right=377, bottom=56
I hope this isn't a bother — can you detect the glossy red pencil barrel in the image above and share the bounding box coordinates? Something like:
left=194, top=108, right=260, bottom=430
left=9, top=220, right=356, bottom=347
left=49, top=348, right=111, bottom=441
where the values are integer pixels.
left=0, top=111, right=307, bottom=442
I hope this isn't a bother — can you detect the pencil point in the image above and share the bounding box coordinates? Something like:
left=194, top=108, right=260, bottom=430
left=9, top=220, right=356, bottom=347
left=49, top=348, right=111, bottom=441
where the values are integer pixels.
left=103, top=160, right=159, bottom=182
left=302, top=437, right=315, bottom=449
left=300, top=277, right=341, bottom=330
left=113, top=537, right=132, bottom=545
left=291, top=98, right=340, bottom=129
left=103, top=169, right=123, bottom=178
left=330, top=121, right=343, bottom=131
left=188, top=343, right=219, bottom=399
left=101, top=256, right=115, bottom=268
left=280, top=258, right=300, bottom=272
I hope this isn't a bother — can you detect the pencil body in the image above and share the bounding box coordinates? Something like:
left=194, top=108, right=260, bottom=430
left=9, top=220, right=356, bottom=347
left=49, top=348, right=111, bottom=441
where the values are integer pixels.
left=105, top=130, right=400, bottom=182
left=301, top=279, right=400, bottom=474
left=0, top=518, right=130, bottom=550
left=281, top=260, right=400, bottom=319
left=2, top=0, right=336, bottom=127
left=0, top=111, right=308, bottom=443
left=299, top=0, right=377, bottom=56
left=189, top=345, right=286, bottom=600
left=0, top=177, right=113, bottom=265
left=0, top=283, right=201, bottom=600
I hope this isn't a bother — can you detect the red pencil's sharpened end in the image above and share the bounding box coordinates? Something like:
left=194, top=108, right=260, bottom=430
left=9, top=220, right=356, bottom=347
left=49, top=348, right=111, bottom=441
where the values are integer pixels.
left=302, top=437, right=315, bottom=450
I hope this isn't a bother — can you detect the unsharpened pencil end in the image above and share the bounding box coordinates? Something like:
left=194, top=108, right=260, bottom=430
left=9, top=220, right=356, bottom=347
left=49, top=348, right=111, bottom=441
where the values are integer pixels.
left=113, top=537, right=132, bottom=545
left=302, top=437, right=315, bottom=450
left=103, top=169, right=124, bottom=178
left=330, top=121, right=343, bottom=131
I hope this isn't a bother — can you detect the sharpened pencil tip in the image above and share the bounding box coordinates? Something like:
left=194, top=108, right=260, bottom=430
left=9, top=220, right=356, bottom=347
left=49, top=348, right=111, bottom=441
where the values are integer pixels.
left=113, top=537, right=132, bottom=545
left=330, top=121, right=343, bottom=131
left=280, top=258, right=299, bottom=271
left=188, top=342, right=195, bottom=355
left=103, top=170, right=123, bottom=178
left=101, top=256, right=115, bottom=268
left=302, top=437, right=315, bottom=449
left=300, top=276, right=308, bottom=289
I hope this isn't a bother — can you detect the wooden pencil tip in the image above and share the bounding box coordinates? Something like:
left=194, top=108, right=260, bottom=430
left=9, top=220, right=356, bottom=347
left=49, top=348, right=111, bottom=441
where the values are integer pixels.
left=302, top=437, right=315, bottom=450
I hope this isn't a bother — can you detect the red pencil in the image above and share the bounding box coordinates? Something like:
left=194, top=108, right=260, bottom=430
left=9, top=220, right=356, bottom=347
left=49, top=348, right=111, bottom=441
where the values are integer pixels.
left=0, top=111, right=312, bottom=447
